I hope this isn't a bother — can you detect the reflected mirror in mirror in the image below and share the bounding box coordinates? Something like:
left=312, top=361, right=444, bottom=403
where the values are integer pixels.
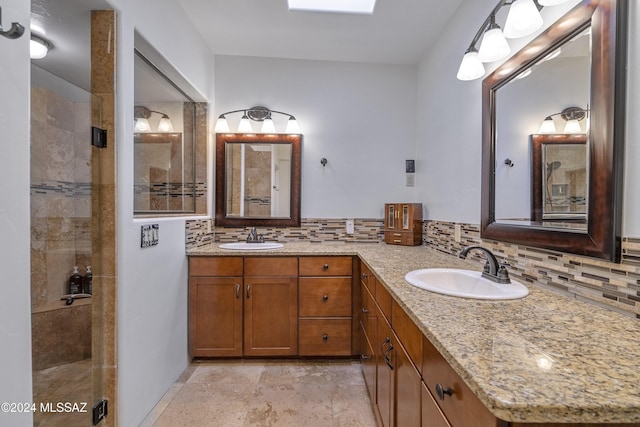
left=225, top=143, right=292, bottom=218
left=216, top=133, right=301, bottom=227
left=494, top=26, right=590, bottom=230
left=133, top=37, right=208, bottom=216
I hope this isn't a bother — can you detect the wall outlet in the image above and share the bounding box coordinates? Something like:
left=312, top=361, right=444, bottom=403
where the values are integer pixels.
left=454, top=224, right=462, bottom=243
left=346, top=219, right=355, bottom=235
left=207, top=219, right=212, bottom=233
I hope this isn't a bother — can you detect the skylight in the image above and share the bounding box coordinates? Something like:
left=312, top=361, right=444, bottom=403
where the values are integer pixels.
left=288, top=0, right=376, bottom=15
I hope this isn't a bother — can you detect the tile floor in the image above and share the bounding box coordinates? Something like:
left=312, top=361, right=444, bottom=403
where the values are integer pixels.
left=141, top=359, right=378, bottom=427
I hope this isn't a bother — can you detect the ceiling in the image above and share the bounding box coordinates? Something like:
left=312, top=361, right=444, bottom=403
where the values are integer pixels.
left=175, top=0, right=463, bottom=65
left=30, top=0, right=463, bottom=91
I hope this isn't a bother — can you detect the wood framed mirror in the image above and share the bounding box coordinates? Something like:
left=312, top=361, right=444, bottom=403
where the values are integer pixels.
left=215, top=133, right=301, bottom=227
left=481, top=0, right=628, bottom=262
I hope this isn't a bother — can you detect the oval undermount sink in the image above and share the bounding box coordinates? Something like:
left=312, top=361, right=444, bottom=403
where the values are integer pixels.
left=218, top=242, right=284, bottom=250
left=404, top=268, right=529, bottom=300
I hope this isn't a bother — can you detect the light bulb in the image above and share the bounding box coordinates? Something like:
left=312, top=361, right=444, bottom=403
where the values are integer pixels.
left=478, top=26, right=511, bottom=62
left=563, top=119, right=583, bottom=134
left=30, top=37, right=49, bottom=59
left=457, top=50, right=486, bottom=81
left=237, top=114, right=253, bottom=133
left=538, top=117, right=557, bottom=133
left=158, top=115, right=174, bottom=132
left=134, top=118, right=151, bottom=132
left=285, top=117, right=300, bottom=134
left=214, top=116, right=230, bottom=133
left=261, top=118, right=276, bottom=133
left=503, top=0, right=543, bottom=39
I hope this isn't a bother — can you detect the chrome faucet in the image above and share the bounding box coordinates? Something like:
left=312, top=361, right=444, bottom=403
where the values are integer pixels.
left=246, top=227, right=264, bottom=243
left=459, top=245, right=511, bottom=284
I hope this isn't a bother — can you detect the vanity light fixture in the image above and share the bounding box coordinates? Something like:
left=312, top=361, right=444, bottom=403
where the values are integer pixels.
left=134, top=106, right=174, bottom=132
left=457, top=0, right=569, bottom=81
left=538, top=106, right=589, bottom=134
left=215, top=106, right=301, bottom=135
left=30, top=34, right=53, bottom=59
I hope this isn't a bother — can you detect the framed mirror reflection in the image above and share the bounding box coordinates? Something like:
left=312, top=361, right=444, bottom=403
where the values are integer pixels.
left=481, top=0, right=628, bottom=261
left=215, top=133, right=301, bottom=227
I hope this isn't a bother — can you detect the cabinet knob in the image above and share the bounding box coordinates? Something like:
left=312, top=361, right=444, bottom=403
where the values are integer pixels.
left=322, top=294, right=329, bottom=301
left=322, top=264, right=329, bottom=271
left=435, top=383, right=454, bottom=401
left=322, top=334, right=329, bottom=341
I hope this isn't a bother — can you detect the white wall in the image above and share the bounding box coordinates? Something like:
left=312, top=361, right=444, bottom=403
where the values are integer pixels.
left=215, top=55, right=418, bottom=219
left=0, top=0, right=33, bottom=425
left=416, top=0, right=640, bottom=235
left=103, top=0, right=215, bottom=425
left=415, top=0, right=584, bottom=223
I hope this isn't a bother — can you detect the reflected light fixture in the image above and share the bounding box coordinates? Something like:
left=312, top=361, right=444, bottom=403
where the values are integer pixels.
left=30, top=34, right=53, bottom=59
left=538, top=106, right=589, bottom=134
left=134, top=106, right=174, bottom=133
left=215, top=106, right=300, bottom=135
left=457, top=0, right=567, bottom=81
left=288, top=0, right=376, bottom=15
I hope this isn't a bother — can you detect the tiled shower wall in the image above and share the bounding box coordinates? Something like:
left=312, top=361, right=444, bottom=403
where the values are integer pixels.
left=187, top=218, right=640, bottom=318
left=30, top=84, right=92, bottom=370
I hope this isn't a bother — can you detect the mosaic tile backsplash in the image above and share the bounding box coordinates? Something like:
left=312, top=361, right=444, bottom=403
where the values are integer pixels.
left=186, top=218, right=640, bottom=318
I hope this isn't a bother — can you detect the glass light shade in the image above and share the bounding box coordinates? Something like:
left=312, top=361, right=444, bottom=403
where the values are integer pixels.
left=134, top=118, right=151, bottom=132
left=285, top=117, right=300, bottom=134
left=30, top=38, right=49, bottom=59
left=503, top=0, right=543, bottom=39
left=456, top=50, right=486, bottom=81
left=544, top=48, right=562, bottom=61
left=261, top=118, right=276, bottom=133
left=538, top=0, right=572, bottom=5
left=538, top=117, right=557, bottom=133
left=478, top=27, right=511, bottom=62
left=157, top=115, right=174, bottom=132
left=237, top=115, right=253, bottom=133
left=214, top=117, right=230, bottom=133
left=563, top=119, right=583, bottom=134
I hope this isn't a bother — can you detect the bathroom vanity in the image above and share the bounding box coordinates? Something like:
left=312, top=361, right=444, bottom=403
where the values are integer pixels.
left=187, top=242, right=640, bottom=426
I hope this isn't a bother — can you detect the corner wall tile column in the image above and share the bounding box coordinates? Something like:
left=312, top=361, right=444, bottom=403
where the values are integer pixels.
left=91, top=10, right=117, bottom=426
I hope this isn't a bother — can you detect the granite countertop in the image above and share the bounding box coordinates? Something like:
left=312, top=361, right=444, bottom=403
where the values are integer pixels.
left=188, top=242, right=640, bottom=423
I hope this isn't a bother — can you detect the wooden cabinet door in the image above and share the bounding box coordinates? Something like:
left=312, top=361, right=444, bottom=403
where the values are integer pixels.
left=395, top=331, right=421, bottom=427
left=361, top=324, right=377, bottom=408
left=188, top=276, right=243, bottom=357
left=377, top=313, right=395, bottom=427
left=243, top=276, right=298, bottom=356
left=421, top=381, right=451, bottom=427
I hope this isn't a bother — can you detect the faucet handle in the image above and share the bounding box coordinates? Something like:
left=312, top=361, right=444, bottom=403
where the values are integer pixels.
left=496, top=264, right=511, bottom=283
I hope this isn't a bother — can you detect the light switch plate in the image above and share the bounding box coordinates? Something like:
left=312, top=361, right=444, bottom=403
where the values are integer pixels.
left=406, top=173, right=415, bottom=187
left=346, top=219, right=355, bottom=235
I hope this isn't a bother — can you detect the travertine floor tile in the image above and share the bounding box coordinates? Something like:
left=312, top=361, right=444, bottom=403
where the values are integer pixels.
left=146, top=360, right=376, bottom=427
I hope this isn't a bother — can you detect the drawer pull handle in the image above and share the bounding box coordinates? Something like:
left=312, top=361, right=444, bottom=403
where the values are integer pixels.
left=322, top=334, right=329, bottom=341
left=246, top=284, right=251, bottom=299
left=361, top=273, right=369, bottom=279
left=435, top=383, right=454, bottom=401
left=322, top=294, right=329, bottom=301
left=235, top=284, right=240, bottom=299
left=380, top=337, right=391, bottom=354
left=322, top=264, right=329, bottom=271
left=361, top=354, right=369, bottom=360
left=361, top=307, right=369, bottom=314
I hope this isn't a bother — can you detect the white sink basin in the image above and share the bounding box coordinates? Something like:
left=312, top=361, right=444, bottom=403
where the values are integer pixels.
left=404, top=268, right=529, bottom=300
left=218, top=242, right=284, bottom=250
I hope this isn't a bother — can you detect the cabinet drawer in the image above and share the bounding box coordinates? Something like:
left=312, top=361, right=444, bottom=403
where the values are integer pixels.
left=422, top=336, right=499, bottom=427
left=376, top=279, right=392, bottom=322
left=360, top=263, right=375, bottom=296
left=421, top=381, right=451, bottom=427
left=299, top=278, right=352, bottom=317
left=245, top=257, right=298, bottom=276
left=299, top=256, right=352, bottom=276
left=384, top=230, right=422, bottom=246
left=189, top=256, right=243, bottom=276
left=298, top=319, right=352, bottom=356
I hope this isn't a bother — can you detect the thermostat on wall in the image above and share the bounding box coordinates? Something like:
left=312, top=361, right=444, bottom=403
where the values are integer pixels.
left=141, top=224, right=159, bottom=248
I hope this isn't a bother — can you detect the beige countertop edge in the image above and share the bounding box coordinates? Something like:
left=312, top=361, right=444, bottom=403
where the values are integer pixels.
left=187, top=242, right=640, bottom=424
